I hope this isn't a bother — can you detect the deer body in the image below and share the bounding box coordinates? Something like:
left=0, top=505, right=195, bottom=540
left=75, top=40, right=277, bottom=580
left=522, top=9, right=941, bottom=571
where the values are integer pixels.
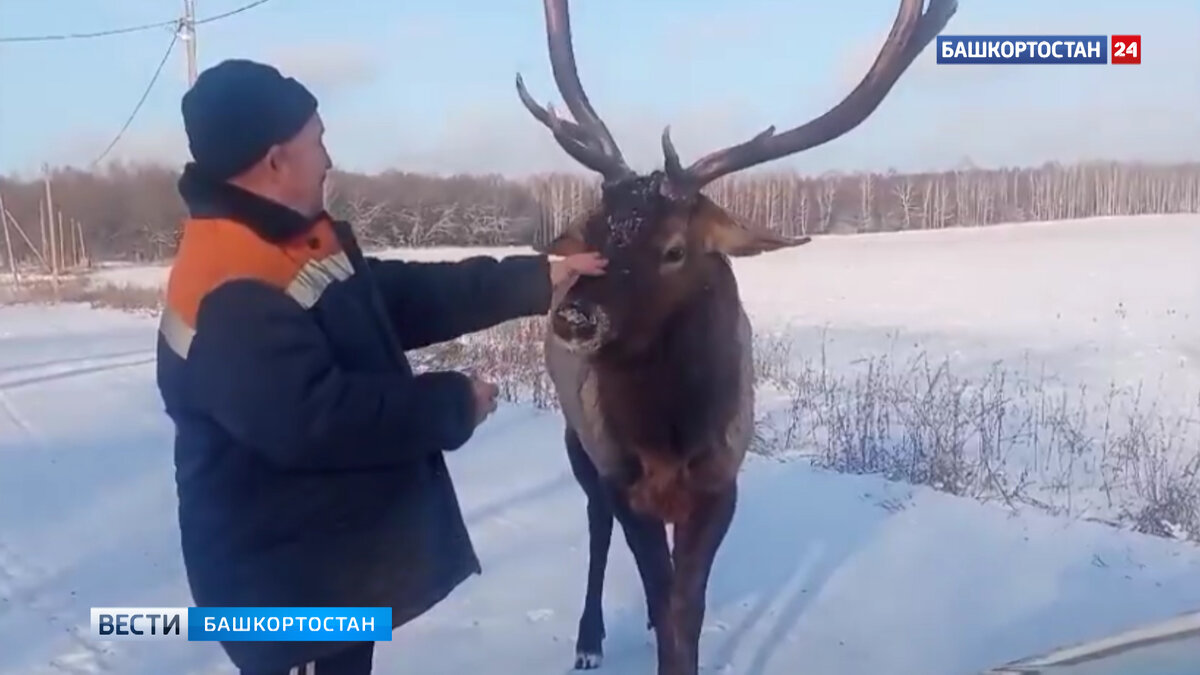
left=514, top=1, right=956, bottom=672
left=546, top=250, right=756, bottom=515
left=545, top=241, right=756, bottom=675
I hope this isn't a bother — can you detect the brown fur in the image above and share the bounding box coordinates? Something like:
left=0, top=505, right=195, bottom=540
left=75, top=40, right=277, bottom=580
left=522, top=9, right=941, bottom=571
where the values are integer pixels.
left=518, top=1, right=956, bottom=671
left=545, top=175, right=789, bottom=522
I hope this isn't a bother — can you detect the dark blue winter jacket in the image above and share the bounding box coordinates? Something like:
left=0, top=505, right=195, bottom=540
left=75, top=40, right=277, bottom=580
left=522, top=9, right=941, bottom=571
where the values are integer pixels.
left=155, top=164, right=552, bottom=672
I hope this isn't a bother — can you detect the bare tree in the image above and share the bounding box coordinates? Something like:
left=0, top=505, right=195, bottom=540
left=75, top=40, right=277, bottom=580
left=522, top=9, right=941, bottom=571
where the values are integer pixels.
left=1, top=159, right=1197, bottom=262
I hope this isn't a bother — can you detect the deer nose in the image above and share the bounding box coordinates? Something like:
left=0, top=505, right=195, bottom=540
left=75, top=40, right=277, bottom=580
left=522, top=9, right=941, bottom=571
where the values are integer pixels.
left=553, top=299, right=599, bottom=343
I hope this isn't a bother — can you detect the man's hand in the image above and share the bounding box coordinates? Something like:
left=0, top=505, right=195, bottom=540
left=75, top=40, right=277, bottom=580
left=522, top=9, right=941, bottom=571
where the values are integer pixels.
left=549, top=252, right=607, bottom=287
left=470, top=376, right=500, bottom=426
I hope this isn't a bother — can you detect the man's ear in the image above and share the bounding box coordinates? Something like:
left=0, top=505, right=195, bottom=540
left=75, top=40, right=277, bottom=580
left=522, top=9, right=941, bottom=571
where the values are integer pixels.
left=264, top=143, right=289, bottom=174
left=694, top=196, right=811, bottom=257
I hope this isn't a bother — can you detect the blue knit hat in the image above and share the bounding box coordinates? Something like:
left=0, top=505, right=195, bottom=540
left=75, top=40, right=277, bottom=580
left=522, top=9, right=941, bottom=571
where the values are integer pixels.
left=181, top=59, right=318, bottom=179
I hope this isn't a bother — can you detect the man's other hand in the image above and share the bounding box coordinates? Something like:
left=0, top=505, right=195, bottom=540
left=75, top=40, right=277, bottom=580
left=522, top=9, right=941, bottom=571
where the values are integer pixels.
left=471, top=376, right=500, bottom=426
left=549, top=252, right=607, bottom=287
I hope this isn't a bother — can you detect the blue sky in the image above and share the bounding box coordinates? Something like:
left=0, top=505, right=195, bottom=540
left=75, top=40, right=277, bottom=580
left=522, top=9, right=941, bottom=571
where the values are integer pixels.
left=1, top=0, right=1196, bottom=180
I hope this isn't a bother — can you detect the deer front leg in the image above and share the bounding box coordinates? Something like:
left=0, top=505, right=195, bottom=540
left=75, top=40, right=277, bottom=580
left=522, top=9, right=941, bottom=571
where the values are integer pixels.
left=664, top=483, right=738, bottom=675
left=608, top=487, right=672, bottom=632
left=565, top=428, right=615, bottom=669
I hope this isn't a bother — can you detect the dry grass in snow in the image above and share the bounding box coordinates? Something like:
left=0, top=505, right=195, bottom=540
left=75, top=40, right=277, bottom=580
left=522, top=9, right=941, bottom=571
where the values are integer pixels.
left=410, top=214, right=1200, bottom=543
left=411, top=316, right=1200, bottom=543
left=0, top=278, right=162, bottom=315
left=4, top=213, right=1197, bottom=543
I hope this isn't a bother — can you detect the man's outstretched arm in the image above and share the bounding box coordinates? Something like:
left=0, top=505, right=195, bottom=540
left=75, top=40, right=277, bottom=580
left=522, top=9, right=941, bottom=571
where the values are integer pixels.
left=367, top=254, right=551, bottom=350
left=185, top=279, right=480, bottom=469
left=368, top=252, right=607, bottom=351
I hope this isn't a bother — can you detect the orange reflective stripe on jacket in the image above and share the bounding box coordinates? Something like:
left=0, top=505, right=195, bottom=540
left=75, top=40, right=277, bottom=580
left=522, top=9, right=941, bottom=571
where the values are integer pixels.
left=157, top=216, right=352, bottom=360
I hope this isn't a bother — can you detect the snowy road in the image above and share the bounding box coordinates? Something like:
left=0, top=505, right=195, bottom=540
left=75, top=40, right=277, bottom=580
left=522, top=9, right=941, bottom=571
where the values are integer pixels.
left=2, top=303, right=1200, bottom=675
left=2, top=214, right=1199, bottom=674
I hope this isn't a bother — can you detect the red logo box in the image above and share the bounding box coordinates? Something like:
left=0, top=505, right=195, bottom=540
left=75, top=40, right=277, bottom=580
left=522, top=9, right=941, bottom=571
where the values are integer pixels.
left=1111, top=35, right=1141, bottom=64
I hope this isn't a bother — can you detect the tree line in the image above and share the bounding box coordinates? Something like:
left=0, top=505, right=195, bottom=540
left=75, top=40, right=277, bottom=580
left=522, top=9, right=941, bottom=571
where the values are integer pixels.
left=1, top=159, right=1198, bottom=266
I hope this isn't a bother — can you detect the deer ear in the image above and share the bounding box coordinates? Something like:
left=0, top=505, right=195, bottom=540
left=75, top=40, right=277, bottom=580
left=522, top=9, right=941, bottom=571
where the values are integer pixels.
left=538, top=220, right=590, bottom=256
left=695, top=197, right=811, bottom=257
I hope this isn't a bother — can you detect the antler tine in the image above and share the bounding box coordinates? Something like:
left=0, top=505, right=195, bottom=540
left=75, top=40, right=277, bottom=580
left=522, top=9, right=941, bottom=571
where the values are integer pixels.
left=516, top=74, right=625, bottom=175
left=542, top=0, right=626, bottom=163
left=515, top=0, right=634, bottom=184
left=668, top=0, right=957, bottom=192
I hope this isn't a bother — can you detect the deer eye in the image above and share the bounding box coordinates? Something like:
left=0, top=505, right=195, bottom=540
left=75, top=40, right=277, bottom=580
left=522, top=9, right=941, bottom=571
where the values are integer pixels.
left=662, top=245, right=686, bottom=265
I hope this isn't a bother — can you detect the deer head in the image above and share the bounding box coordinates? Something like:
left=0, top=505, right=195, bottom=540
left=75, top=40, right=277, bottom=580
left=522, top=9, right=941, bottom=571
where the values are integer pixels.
left=519, top=0, right=957, bottom=357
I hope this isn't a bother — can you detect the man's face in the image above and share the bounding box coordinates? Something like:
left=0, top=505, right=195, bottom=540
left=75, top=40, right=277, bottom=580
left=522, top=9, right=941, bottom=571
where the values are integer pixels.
left=268, top=112, right=331, bottom=217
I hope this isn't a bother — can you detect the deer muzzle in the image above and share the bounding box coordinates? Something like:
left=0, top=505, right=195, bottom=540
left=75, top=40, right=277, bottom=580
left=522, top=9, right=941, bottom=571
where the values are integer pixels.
left=551, top=299, right=610, bottom=354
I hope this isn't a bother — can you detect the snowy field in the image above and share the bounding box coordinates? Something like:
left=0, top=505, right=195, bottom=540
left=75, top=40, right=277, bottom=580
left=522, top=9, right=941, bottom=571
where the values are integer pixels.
left=0, top=214, right=1198, bottom=674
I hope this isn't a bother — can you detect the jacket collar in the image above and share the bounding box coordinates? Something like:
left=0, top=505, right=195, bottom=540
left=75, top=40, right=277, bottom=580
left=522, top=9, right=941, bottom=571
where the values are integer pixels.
left=177, top=162, right=328, bottom=244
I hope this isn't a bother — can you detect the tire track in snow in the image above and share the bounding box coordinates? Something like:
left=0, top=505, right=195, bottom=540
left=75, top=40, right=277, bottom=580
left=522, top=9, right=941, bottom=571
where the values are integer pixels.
left=0, top=540, right=119, bottom=674
left=0, top=541, right=21, bottom=602
left=0, top=540, right=49, bottom=619
left=0, top=390, right=41, bottom=446
left=44, top=627, right=118, bottom=675
left=0, top=353, right=155, bottom=392
left=0, top=538, right=65, bottom=620
left=0, top=349, right=151, bottom=672
left=0, top=349, right=150, bottom=378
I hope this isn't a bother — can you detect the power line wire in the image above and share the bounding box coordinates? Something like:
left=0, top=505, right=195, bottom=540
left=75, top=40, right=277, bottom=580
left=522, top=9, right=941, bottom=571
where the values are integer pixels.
left=0, top=0, right=276, bottom=43
left=90, top=31, right=180, bottom=168
left=0, top=18, right=177, bottom=43
left=195, top=0, right=275, bottom=26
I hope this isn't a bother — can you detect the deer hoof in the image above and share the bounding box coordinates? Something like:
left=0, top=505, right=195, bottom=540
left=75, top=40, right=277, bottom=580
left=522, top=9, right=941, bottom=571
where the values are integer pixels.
left=575, top=650, right=603, bottom=669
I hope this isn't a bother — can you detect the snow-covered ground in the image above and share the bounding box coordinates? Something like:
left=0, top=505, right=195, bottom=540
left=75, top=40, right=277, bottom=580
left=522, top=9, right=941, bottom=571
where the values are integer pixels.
left=1, top=214, right=1199, bottom=674
left=87, top=214, right=1200, bottom=402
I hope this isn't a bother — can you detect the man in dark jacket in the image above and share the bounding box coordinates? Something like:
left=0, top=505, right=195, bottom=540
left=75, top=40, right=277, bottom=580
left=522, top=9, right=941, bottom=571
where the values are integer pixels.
left=155, top=59, right=605, bottom=675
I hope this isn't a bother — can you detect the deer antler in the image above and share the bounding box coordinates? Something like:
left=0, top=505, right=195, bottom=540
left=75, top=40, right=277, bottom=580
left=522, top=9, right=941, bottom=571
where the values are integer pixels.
left=516, top=0, right=634, bottom=185
left=663, top=0, right=957, bottom=193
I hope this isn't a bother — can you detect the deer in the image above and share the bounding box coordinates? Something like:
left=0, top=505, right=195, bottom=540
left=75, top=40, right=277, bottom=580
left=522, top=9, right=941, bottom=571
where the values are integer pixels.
left=515, top=1, right=957, bottom=673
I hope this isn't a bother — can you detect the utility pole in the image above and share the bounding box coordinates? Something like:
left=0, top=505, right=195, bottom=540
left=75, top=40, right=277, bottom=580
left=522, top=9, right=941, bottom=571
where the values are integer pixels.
left=41, top=164, right=59, bottom=297
left=0, top=190, right=19, bottom=286
left=180, top=0, right=198, bottom=86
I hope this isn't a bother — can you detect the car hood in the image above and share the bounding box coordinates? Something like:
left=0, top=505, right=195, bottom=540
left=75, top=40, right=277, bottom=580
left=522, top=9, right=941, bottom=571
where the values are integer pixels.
left=981, top=609, right=1200, bottom=674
